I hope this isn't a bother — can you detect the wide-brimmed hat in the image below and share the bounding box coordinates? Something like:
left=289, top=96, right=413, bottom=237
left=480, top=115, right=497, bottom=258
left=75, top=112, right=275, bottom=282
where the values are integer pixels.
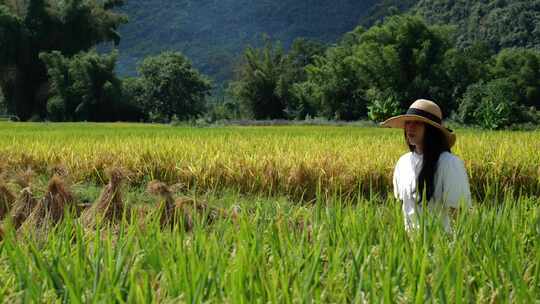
left=380, top=99, right=456, bottom=147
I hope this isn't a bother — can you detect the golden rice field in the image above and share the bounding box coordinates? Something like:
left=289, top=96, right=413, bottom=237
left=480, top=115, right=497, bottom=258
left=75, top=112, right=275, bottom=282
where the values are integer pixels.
left=0, top=122, right=539, bottom=200
left=0, top=122, right=539, bottom=302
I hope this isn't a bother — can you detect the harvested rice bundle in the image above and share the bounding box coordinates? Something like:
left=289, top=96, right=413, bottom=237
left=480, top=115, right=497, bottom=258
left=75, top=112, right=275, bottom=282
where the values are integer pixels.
left=6, top=167, right=37, bottom=227
left=81, top=168, right=127, bottom=228
left=48, top=164, right=74, bottom=189
left=147, top=180, right=230, bottom=231
left=0, top=180, right=16, bottom=220
left=19, top=175, right=74, bottom=232
left=49, top=164, right=69, bottom=178
left=9, top=187, right=37, bottom=229
left=13, top=167, right=35, bottom=189
left=147, top=180, right=176, bottom=227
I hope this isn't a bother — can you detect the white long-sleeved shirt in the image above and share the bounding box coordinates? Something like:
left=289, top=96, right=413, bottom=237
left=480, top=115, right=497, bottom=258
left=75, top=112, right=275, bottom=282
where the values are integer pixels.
left=393, top=151, right=472, bottom=232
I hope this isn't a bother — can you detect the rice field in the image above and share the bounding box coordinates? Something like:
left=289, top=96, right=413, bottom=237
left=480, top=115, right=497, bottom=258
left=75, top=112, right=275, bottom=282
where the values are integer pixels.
left=0, top=122, right=539, bottom=302
left=0, top=122, right=539, bottom=200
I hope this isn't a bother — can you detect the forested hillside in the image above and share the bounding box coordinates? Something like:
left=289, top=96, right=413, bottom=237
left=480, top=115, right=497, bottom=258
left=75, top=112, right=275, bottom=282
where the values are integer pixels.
left=115, top=0, right=379, bottom=80
left=414, top=0, right=540, bottom=50
left=115, top=0, right=540, bottom=82
left=2, top=0, right=539, bottom=126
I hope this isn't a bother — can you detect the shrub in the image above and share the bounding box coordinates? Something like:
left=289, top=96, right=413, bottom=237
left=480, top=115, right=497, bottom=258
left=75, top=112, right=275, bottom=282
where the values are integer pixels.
left=367, top=89, right=402, bottom=122
left=458, top=79, right=523, bottom=129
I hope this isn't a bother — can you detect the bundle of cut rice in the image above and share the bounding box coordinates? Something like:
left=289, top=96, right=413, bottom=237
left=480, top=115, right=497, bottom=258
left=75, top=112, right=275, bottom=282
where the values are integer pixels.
left=9, top=187, right=37, bottom=229
left=147, top=180, right=177, bottom=227
left=80, top=168, right=127, bottom=228
left=19, top=175, right=74, bottom=234
left=147, top=180, right=229, bottom=231
left=13, top=167, right=35, bottom=189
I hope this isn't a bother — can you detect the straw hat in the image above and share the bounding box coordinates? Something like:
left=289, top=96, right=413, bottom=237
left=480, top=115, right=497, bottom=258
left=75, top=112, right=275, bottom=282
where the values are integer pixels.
left=381, top=99, right=456, bottom=147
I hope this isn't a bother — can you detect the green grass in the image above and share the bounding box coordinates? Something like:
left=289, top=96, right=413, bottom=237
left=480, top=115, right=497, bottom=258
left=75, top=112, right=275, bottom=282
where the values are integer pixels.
left=0, top=192, right=539, bottom=302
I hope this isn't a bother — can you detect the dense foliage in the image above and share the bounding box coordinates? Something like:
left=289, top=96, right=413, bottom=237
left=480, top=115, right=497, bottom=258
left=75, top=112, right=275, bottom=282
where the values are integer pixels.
left=0, top=0, right=127, bottom=120
left=135, top=52, right=212, bottom=122
left=230, top=15, right=539, bottom=128
left=114, top=0, right=540, bottom=83
left=456, top=48, right=540, bottom=129
left=360, top=0, right=418, bottom=27
left=40, top=50, right=143, bottom=122
left=414, top=0, right=540, bottom=51
left=228, top=38, right=325, bottom=119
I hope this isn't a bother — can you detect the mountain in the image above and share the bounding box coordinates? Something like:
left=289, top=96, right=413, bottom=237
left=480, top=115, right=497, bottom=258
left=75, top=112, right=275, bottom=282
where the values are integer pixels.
left=113, top=0, right=540, bottom=84
left=114, top=0, right=380, bottom=82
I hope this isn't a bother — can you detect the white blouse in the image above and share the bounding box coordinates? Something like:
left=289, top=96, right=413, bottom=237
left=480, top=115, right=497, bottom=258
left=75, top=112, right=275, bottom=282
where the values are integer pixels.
left=393, top=151, right=472, bottom=232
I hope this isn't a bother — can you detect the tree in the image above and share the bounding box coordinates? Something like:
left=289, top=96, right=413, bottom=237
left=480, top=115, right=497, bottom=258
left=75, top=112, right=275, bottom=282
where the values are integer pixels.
left=296, top=16, right=458, bottom=120
left=360, top=0, right=418, bottom=27
left=457, top=79, right=522, bottom=130
left=490, top=48, right=540, bottom=108
left=366, top=88, right=401, bottom=122
left=40, top=50, right=143, bottom=122
left=229, top=39, right=289, bottom=120
left=292, top=26, right=369, bottom=121
left=281, top=38, right=326, bottom=119
left=439, top=42, right=493, bottom=109
left=351, top=15, right=454, bottom=113
left=0, top=0, right=127, bottom=120
left=300, top=43, right=368, bottom=120
left=121, top=76, right=147, bottom=120
left=230, top=37, right=327, bottom=120
left=455, top=48, right=540, bottom=128
left=137, top=52, right=211, bottom=122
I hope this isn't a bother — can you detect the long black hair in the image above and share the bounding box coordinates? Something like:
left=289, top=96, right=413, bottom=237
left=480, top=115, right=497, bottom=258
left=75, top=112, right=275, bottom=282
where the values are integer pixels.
left=405, top=123, right=451, bottom=203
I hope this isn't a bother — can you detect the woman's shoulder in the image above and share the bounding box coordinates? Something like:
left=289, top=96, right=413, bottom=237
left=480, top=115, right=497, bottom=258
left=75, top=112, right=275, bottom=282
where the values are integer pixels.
left=397, top=152, right=414, bottom=164
left=438, top=151, right=465, bottom=168
left=394, top=152, right=414, bottom=171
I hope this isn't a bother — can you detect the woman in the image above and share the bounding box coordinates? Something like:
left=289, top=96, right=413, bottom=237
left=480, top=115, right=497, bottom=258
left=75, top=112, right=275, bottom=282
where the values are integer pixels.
left=382, top=99, right=472, bottom=232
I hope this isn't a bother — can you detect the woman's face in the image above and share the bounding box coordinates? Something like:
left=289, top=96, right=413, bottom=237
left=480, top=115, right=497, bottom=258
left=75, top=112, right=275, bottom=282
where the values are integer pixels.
left=405, top=121, right=425, bottom=147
